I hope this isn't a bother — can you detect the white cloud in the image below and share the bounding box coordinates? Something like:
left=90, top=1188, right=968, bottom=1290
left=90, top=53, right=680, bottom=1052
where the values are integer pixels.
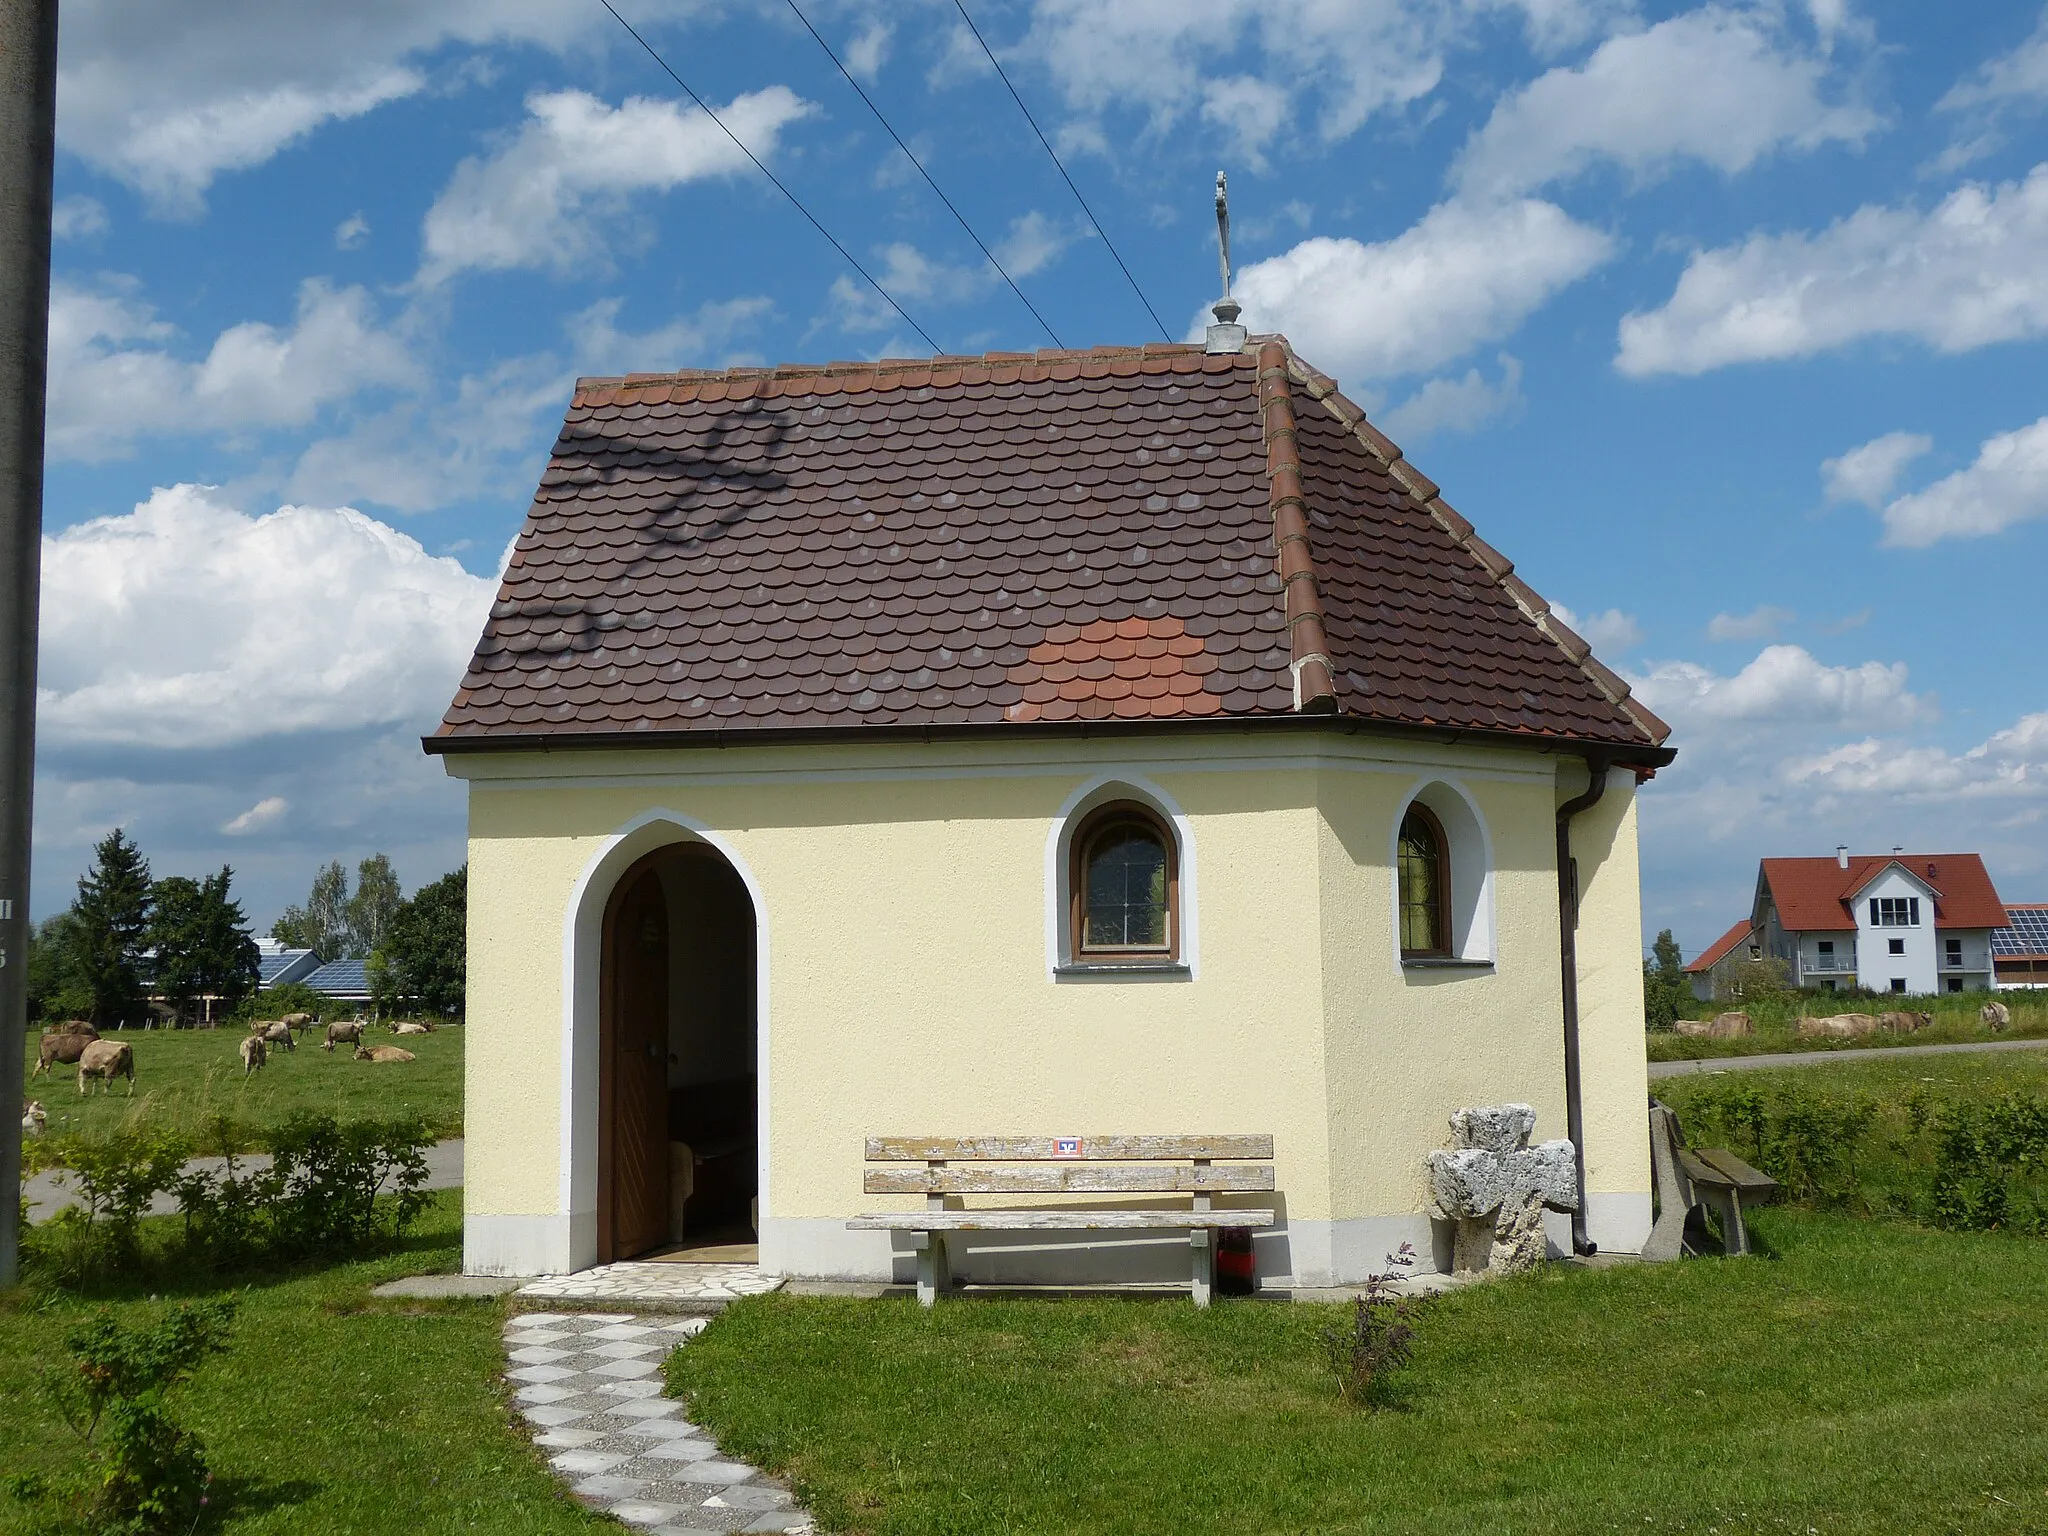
left=1551, top=602, right=1643, bottom=656
left=1210, top=199, right=1612, bottom=385
left=1822, top=431, right=1932, bottom=507
left=419, top=86, right=814, bottom=284
left=1630, top=644, right=1932, bottom=731
left=1378, top=353, right=1524, bottom=441
left=223, top=797, right=289, bottom=836
left=51, top=196, right=107, bottom=239
left=1706, top=604, right=1796, bottom=642
left=845, top=19, right=893, bottom=80
left=47, top=278, right=414, bottom=461
left=334, top=212, right=369, bottom=250
left=1940, top=8, right=2048, bottom=111
left=567, top=295, right=775, bottom=375
left=37, top=484, right=495, bottom=749
left=1616, top=163, right=2048, bottom=375
left=1454, top=7, right=1876, bottom=200
left=1878, top=415, right=2048, bottom=548
left=52, top=0, right=701, bottom=214
left=993, top=211, right=1085, bottom=281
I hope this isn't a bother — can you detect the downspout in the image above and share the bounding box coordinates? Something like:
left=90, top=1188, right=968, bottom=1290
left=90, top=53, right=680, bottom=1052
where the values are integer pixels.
left=1556, top=748, right=1613, bottom=1256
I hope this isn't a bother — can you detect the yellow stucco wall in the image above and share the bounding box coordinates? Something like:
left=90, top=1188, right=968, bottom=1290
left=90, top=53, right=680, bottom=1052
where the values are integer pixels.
left=452, top=730, right=1652, bottom=1271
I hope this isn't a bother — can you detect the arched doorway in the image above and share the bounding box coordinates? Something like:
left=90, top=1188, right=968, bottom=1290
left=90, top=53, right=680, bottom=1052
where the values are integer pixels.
left=597, top=843, right=758, bottom=1263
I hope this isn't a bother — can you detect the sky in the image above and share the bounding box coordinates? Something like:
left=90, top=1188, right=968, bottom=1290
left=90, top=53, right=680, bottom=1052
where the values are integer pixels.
left=28, top=0, right=2048, bottom=953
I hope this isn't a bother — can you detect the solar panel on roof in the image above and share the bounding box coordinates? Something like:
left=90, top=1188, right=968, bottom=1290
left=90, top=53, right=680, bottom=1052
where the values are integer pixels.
left=1993, top=906, right=2048, bottom=956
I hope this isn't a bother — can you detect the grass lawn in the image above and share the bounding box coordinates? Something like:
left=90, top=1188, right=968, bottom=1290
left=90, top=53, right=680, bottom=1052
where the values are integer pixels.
left=1656, top=1042, right=2048, bottom=1105
left=21, top=1025, right=464, bottom=1159
left=670, top=1208, right=2048, bottom=1536
left=1647, top=990, right=2048, bottom=1062
left=0, top=1192, right=603, bottom=1535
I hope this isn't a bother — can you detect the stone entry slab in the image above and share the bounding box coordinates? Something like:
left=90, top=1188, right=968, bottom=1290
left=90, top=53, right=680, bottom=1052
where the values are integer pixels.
left=517, top=1262, right=786, bottom=1312
left=505, top=1312, right=813, bottom=1534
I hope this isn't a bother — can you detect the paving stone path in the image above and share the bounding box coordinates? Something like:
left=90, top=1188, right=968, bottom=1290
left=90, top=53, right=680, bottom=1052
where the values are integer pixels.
left=505, top=1311, right=812, bottom=1534
left=517, top=1261, right=786, bottom=1309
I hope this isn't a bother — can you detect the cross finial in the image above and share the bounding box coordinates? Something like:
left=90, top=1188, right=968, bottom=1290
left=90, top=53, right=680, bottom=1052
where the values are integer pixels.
left=1206, top=170, right=1245, bottom=352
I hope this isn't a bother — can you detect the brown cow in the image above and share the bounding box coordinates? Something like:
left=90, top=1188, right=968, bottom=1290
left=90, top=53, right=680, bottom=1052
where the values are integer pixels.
left=281, top=1011, right=317, bottom=1035
left=391, top=1020, right=431, bottom=1037
left=1879, top=1010, right=1933, bottom=1034
left=22, top=1099, right=45, bottom=1137
left=77, top=1040, right=134, bottom=1095
left=1983, top=1001, right=2012, bottom=1031
left=353, top=1044, right=414, bottom=1064
left=32, top=1027, right=99, bottom=1078
left=1672, top=1021, right=1712, bottom=1037
left=1707, top=1011, right=1754, bottom=1039
left=252, top=1019, right=295, bottom=1052
left=240, top=1034, right=267, bottom=1076
left=1796, top=1012, right=1877, bottom=1040
left=323, top=1019, right=365, bottom=1053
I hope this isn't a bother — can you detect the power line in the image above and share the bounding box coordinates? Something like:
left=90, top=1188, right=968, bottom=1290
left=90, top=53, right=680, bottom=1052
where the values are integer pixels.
left=782, top=0, right=1065, bottom=350
left=952, top=0, right=1174, bottom=344
left=595, top=0, right=943, bottom=355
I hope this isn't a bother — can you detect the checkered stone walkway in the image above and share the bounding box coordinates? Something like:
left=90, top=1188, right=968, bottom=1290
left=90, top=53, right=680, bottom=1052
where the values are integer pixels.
left=505, top=1312, right=812, bottom=1534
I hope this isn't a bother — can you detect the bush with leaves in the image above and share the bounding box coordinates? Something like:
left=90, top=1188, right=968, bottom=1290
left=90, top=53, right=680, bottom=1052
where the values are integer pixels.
left=1317, top=1243, right=1427, bottom=1408
left=27, top=1128, right=193, bottom=1284
left=4, top=1300, right=235, bottom=1535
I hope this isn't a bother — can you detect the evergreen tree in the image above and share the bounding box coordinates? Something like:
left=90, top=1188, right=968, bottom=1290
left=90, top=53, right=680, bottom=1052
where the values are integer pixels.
left=26, top=909, right=92, bottom=1024
left=347, top=853, right=403, bottom=958
left=150, top=866, right=261, bottom=1022
left=368, top=865, right=466, bottom=1017
left=72, top=828, right=153, bottom=1027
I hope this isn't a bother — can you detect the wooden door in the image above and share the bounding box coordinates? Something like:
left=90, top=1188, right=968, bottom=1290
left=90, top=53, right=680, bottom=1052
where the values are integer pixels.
left=603, top=866, right=671, bottom=1259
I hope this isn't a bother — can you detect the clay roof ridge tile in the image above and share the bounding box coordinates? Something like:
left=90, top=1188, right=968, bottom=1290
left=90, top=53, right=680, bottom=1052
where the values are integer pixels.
left=1280, top=343, right=1668, bottom=750
left=1257, top=339, right=1337, bottom=715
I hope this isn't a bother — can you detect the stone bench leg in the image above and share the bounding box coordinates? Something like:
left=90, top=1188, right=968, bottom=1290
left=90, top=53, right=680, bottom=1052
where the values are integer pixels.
left=1191, top=1229, right=1213, bottom=1308
left=913, top=1230, right=949, bottom=1306
left=1701, top=1187, right=1750, bottom=1257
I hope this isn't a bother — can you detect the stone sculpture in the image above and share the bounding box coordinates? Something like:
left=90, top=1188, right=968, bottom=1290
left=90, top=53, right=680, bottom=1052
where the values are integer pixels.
left=1425, top=1104, right=1578, bottom=1276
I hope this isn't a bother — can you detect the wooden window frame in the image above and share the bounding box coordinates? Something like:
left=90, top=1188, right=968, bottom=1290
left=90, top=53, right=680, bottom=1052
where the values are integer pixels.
left=1398, top=803, right=1454, bottom=960
left=1070, top=802, right=1179, bottom=963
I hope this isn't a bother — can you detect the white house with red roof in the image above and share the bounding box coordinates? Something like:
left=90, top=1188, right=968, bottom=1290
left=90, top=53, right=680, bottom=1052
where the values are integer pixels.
left=1690, top=848, right=2008, bottom=1000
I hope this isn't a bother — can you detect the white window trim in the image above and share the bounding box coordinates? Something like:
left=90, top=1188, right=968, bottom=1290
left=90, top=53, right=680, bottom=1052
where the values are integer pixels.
left=1043, top=772, right=1199, bottom=981
left=1387, top=775, right=1497, bottom=972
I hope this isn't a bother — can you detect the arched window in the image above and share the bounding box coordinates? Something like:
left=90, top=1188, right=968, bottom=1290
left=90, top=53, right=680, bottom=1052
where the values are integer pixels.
left=1398, top=804, right=1451, bottom=958
left=1071, top=803, right=1178, bottom=961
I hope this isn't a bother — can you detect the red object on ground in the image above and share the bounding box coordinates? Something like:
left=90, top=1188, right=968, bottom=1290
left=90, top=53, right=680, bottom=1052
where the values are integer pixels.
left=1216, top=1227, right=1256, bottom=1297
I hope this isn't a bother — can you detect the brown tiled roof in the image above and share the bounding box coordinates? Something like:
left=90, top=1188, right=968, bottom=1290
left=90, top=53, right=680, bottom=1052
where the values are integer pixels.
left=1685, top=919, right=1757, bottom=974
left=1759, top=854, right=2009, bottom=932
left=431, top=339, right=1671, bottom=755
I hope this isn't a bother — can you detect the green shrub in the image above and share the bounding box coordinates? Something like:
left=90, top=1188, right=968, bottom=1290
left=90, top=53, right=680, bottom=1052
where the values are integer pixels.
left=5, top=1300, right=235, bottom=1534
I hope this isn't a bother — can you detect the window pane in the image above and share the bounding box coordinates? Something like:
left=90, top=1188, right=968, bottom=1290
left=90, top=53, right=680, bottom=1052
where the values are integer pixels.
left=1083, top=826, right=1168, bottom=951
left=1398, top=812, right=1443, bottom=954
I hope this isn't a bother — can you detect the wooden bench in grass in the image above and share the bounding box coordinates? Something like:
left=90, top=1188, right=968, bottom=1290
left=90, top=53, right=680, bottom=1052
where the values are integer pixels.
left=849, top=1135, right=1276, bottom=1306
left=1645, top=1099, right=1780, bottom=1260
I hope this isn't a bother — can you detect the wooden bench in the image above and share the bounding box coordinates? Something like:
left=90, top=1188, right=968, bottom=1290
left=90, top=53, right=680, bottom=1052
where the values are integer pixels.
left=1646, top=1100, right=1780, bottom=1259
left=849, top=1135, right=1276, bottom=1306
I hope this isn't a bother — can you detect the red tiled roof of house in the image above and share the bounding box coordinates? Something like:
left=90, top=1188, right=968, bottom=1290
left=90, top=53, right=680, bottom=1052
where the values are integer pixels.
left=431, top=338, right=1670, bottom=753
left=1759, top=854, right=2009, bottom=932
left=1685, top=919, right=1756, bottom=974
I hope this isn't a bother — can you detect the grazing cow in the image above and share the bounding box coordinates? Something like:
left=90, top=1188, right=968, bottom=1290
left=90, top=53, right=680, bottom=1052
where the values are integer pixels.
left=32, top=1027, right=99, bottom=1078
left=253, top=1019, right=295, bottom=1052
left=281, top=1011, right=317, bottom=1036
left=77, top=1040, right=134, bottom=1095
left=322, top=1019, right=365, bottom=1053
left=1797, top=1012, right=1877, bottom=1040
left=1983, top=1001, right=2012, bottom=1031
left=1879, top=1010, right=1933, bottom=1034
left=1707, top=1011, right=1754, bottom=1039
left=392, top=1021, right=430, bottom=1037
left=240, top=1034, right=267, bottom=1076
left=21, top=1100, right=45, bottom=1138
left=353, top=1044, right=414, bottom=1064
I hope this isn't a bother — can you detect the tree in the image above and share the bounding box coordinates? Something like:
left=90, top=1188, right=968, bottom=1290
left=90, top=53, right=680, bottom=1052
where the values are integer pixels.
left=368, top=865, right=466, bottom=1017
left=273, top=860, right=350, bottom=959
left=1641, top=928, right=1691, bottom=1029
left=149, top=866, right=261, bottom=1022
left=347, top=853, right=403, bottom=958
left=71, top=828, right=154, bottom=1027
left=25, top=909, right=92, bottom=1024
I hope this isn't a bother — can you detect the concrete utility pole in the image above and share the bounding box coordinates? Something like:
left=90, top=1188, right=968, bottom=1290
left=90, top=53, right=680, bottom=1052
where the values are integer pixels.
left=0, top=0, right=58, bottom=1289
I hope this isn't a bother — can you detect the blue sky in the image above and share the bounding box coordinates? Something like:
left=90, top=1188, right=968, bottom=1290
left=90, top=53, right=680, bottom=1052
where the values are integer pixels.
left=30, top=0, right=2048, bottom=952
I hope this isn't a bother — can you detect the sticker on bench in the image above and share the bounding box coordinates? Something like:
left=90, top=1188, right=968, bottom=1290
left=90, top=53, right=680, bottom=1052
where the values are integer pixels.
left=1053, top=1137, right=1084, bottom=1158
